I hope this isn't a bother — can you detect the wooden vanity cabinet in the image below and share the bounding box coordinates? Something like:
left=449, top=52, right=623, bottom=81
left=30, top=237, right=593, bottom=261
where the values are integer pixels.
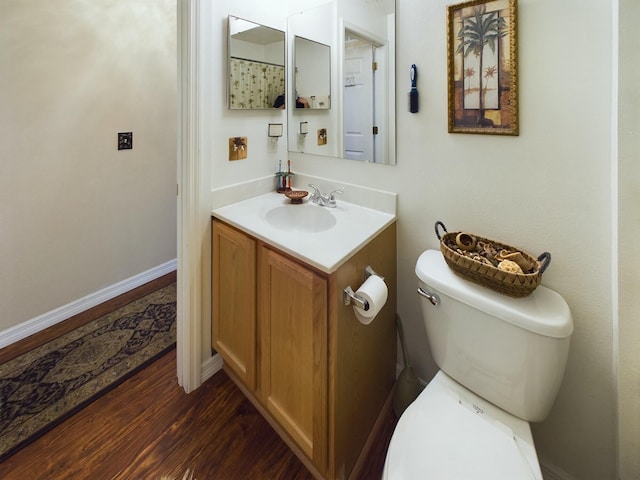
left=211, top=220, right=256, bottom=390
left=259, top=246, right=328, bottom=470
left=212, top=218, right=397, bottom=480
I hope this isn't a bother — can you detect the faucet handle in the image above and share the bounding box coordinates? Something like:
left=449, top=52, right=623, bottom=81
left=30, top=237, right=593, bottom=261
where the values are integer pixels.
left=329, top=187, right=344, bottom=200
left=308, top=184, right=323, bottom=202
left=326, top=187, right=344, bottom=207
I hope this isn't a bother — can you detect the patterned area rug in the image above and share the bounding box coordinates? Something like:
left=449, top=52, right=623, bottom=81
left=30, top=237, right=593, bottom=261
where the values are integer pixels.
left=0, top=283, right=176, bottom=461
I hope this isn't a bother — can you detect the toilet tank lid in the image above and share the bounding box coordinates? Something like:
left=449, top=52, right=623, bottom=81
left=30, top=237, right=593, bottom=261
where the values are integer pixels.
left=416, top=250, right=573, bottom=338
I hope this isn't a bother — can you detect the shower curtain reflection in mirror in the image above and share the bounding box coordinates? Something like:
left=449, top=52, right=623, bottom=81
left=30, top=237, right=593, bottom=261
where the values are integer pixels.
left=229, top=58, right=285, bottom=109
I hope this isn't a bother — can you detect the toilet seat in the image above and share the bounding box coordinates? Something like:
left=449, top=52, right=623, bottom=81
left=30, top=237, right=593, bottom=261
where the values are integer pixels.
left=383, top=371, right=542, bottom=480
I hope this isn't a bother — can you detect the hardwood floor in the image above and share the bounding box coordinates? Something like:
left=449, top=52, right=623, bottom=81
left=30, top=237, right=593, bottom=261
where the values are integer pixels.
left=0, top=274, right=397, bottom=479
left=0, top=349, right=396, bottom=479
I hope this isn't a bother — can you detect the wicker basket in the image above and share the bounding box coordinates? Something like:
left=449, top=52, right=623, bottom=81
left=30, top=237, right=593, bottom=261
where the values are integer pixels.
left=435, top=221, right=551, bottom=298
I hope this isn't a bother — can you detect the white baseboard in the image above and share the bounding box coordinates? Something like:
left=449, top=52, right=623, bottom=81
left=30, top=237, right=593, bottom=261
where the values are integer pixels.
left=0, top=260, right=177, bottom=350
left=201, top=353, right=223, bottom=382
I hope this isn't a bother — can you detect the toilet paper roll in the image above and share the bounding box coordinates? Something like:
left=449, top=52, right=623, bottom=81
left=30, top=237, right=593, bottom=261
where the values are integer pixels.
left=353, top=275, right=388, bottom=325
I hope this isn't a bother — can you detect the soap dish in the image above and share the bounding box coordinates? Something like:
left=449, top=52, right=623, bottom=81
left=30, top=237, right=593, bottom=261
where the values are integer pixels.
left=285, top=190, right=308, bottom=204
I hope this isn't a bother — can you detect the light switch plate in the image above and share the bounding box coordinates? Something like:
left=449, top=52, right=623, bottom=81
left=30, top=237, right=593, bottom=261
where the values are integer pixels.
left=317, top=128, right=327, bottom=145
left=229, top=137, right=248, bottom=160
left=118, top=132, right=132, bottom=150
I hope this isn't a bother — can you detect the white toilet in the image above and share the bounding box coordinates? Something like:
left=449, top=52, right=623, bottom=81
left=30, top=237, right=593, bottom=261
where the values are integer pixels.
left=383, top=250, right=573, bottom=479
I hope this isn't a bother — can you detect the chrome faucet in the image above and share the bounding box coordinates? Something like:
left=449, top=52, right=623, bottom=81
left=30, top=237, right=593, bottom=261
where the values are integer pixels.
left=308, top=184, right=343, bottom=208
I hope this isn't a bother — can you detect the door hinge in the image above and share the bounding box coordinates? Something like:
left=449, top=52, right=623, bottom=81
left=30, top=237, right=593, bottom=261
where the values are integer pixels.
left=372, top=62, right=378, bottom=71
left=373, top=126, right=379, bottom=135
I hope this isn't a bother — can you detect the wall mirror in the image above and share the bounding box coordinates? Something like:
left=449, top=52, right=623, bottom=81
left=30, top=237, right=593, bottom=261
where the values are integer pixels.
left=227, top=16, right=286, bottom=110
left=294, top=36, right=331, bottom=110
left=287, top=0, right=396, bottom=165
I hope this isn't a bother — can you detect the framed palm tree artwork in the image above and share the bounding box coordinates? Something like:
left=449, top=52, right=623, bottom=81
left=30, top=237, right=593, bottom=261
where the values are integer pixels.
left=447, top=0, right=518, bottom=135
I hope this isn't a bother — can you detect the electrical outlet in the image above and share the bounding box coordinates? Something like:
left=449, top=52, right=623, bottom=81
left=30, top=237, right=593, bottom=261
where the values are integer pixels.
left=118, top=132, right=133, bottom=150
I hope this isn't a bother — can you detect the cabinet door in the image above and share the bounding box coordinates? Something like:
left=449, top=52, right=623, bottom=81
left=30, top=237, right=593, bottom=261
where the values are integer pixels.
left=212, top=220, right=256, bottom=390
left=258, top=246, right=328, bottom=472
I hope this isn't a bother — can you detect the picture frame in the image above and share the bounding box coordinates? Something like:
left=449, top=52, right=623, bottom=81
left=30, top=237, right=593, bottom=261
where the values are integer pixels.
left=447, top=0, right=518, bottom=135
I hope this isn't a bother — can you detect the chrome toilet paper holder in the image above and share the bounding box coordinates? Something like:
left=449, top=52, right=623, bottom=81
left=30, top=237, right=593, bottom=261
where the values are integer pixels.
left=344, top=286, right=369, bottom=311
left=343, top=266, right=384, bottom=311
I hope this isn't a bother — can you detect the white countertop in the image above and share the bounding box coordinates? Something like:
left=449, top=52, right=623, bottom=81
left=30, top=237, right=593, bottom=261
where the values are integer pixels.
left=212, top=191, right=396, bottom=274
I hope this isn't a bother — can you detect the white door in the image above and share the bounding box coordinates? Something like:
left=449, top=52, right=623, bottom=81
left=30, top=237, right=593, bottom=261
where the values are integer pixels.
left=344, top=43, right=375, bottom=162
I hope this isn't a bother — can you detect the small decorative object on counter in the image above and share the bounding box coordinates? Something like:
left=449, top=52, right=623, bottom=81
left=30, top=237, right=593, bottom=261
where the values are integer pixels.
left=435, top=221, right=551, bottom=297
left=275, top=160, right=294, bottom=193
left=284, top=190, right=308, bottom=204
left=276, top=160, right=284, bottom=192
left=286, top=160, right=293, bottom=190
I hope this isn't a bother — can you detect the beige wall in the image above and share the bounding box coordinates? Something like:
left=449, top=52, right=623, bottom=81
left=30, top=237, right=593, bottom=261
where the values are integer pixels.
left=206, top=0, right=628, bottom=478
left=0, top=1, right=177, bottom=332
left=618, top=0, right=640, bottom=478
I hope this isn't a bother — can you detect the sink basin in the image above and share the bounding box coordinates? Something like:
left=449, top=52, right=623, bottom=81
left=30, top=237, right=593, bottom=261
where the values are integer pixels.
left=265, top=204, right=337, bottom=233
left=212, top=190, right=396, bottom=273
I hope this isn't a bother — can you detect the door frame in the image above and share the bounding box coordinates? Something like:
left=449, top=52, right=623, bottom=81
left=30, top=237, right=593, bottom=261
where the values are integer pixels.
left=176, top=0, right=203, bottom=393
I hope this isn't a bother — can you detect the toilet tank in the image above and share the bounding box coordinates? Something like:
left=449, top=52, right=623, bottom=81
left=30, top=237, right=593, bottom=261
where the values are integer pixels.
left=416, top=250, right=573, bottom=422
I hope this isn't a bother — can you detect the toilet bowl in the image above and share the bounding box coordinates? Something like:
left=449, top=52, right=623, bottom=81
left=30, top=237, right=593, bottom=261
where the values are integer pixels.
left=383, top=371, right=541, bottom=479
left=383, top=250, right=573, bottom=479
